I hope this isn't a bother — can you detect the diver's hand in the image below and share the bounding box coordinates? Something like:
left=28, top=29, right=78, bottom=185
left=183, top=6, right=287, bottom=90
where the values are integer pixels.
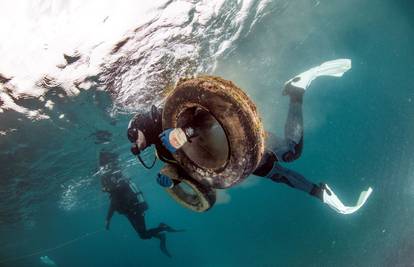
left=157, top=173, right=174, bottom=188
left=105, top=220, right=110, bottom=230
left=159, top=128, right=188, bottom=153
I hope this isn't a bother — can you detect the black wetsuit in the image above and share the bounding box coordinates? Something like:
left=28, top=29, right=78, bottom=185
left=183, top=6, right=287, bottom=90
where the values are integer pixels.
left=252, top=87, right=320, bottom=197
left=100, top=147, right=177, bottom=257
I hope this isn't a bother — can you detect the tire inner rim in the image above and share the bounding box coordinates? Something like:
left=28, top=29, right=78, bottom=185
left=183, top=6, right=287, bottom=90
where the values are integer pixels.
left=172, top=181, right=200, bottom=206
left=177, top=107, right=230, bottom=170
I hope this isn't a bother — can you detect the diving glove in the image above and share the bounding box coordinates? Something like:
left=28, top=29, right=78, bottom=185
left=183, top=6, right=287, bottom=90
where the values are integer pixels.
left=320, top=183, right=373, bottom=215
left=157, top=173, right=174, bottom=188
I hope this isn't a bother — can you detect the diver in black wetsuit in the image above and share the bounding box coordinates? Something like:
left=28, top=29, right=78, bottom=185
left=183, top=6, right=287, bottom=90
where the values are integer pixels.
left=127, top=59, right=372, bottom=214
left=127, top=105, right=191, bottom=188
left=99, top=150, right=181, bottom=257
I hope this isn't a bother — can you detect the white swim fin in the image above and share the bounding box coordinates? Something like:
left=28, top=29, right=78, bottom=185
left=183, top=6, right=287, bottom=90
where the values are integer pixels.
left=286, top=59, right=352, bottom=90
left=322, top=184, right=373, bottom=215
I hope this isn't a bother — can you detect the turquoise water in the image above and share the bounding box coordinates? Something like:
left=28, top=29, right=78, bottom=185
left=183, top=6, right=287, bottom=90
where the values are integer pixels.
left=1, top=0, right=414, bottom=266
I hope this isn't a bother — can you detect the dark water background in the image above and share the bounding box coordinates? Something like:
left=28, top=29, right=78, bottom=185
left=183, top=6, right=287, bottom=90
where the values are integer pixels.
left=1, top=0, right=413, bottom=266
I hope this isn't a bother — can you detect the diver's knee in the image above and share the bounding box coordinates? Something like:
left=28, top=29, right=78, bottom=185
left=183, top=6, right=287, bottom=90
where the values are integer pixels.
left=281, top=140, right=303, bottom=162
left=282, top=150, right=301, bottom=162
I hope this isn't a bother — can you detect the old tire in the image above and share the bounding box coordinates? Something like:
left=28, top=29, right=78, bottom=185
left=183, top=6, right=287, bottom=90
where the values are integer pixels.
left=163, top=76, right=265, bottom=189
left=161, top=164, right=216, bottom=212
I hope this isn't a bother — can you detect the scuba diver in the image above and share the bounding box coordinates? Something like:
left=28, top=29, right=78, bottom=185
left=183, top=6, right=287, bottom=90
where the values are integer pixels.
left=127, top=59, right=372, bottom=214
left=127, top=104, right=194, bottom=188
left=99, top=150, right=181, bottom=257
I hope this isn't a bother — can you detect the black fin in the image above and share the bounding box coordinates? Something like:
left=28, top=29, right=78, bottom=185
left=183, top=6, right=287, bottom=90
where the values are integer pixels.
left=158, top=233, right=172, bottom=258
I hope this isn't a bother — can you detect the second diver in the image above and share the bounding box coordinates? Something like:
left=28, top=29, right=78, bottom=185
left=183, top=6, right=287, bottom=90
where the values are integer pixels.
left=100, top=150, right=182, bottom=257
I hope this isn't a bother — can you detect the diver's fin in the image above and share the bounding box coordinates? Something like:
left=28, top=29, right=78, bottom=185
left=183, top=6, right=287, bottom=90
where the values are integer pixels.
left=322, top=184, right=373, bottom=214
left=158, top=233, right=172, bottom=258
left=284, top=59, right=352, bottom=91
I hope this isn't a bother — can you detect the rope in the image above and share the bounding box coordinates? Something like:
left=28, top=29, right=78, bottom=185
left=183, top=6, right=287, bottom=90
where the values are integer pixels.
left=0, top=229, right=104, bottom=264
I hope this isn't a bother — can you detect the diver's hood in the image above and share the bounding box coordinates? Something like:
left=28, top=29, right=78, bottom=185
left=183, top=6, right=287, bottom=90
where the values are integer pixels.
left=128, top=105, right=163, bottom=146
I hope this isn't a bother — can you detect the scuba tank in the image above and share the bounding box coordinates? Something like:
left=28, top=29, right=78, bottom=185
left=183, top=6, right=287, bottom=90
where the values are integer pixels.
left=129, top=180, right=149, bottom=211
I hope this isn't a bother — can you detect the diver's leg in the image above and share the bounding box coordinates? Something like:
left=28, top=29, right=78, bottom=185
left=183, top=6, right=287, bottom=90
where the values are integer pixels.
left=259, top=161, right=373, bottom=215
left=127, top=212, right=152, bottom=239
left=281, top=59, right=354, bottom=144
left=146, top=225, right=169, bottom=236
left=128, top=212, right=166, bottom=237
left=157, top=223, right=185, bottom=233
left=127, top=212, right=172, bottom=256
left=254, top=152, right=318, bottom=196
left=266, top=162, right=319, bottom=196
left=273, top=59, right=353, bottom=162
left=136, top=217, right=175, bottom=258
left=284, top=86, right=304, bottom=146
left=271, top=85, right=305, bottom=162
left=267, top=76, right=305, bottom=163
left=128, top=212, right=179, bottom=236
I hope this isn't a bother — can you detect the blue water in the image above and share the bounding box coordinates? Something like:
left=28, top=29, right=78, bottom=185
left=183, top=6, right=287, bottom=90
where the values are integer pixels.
left=1, top=0, right=414, bottom=266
